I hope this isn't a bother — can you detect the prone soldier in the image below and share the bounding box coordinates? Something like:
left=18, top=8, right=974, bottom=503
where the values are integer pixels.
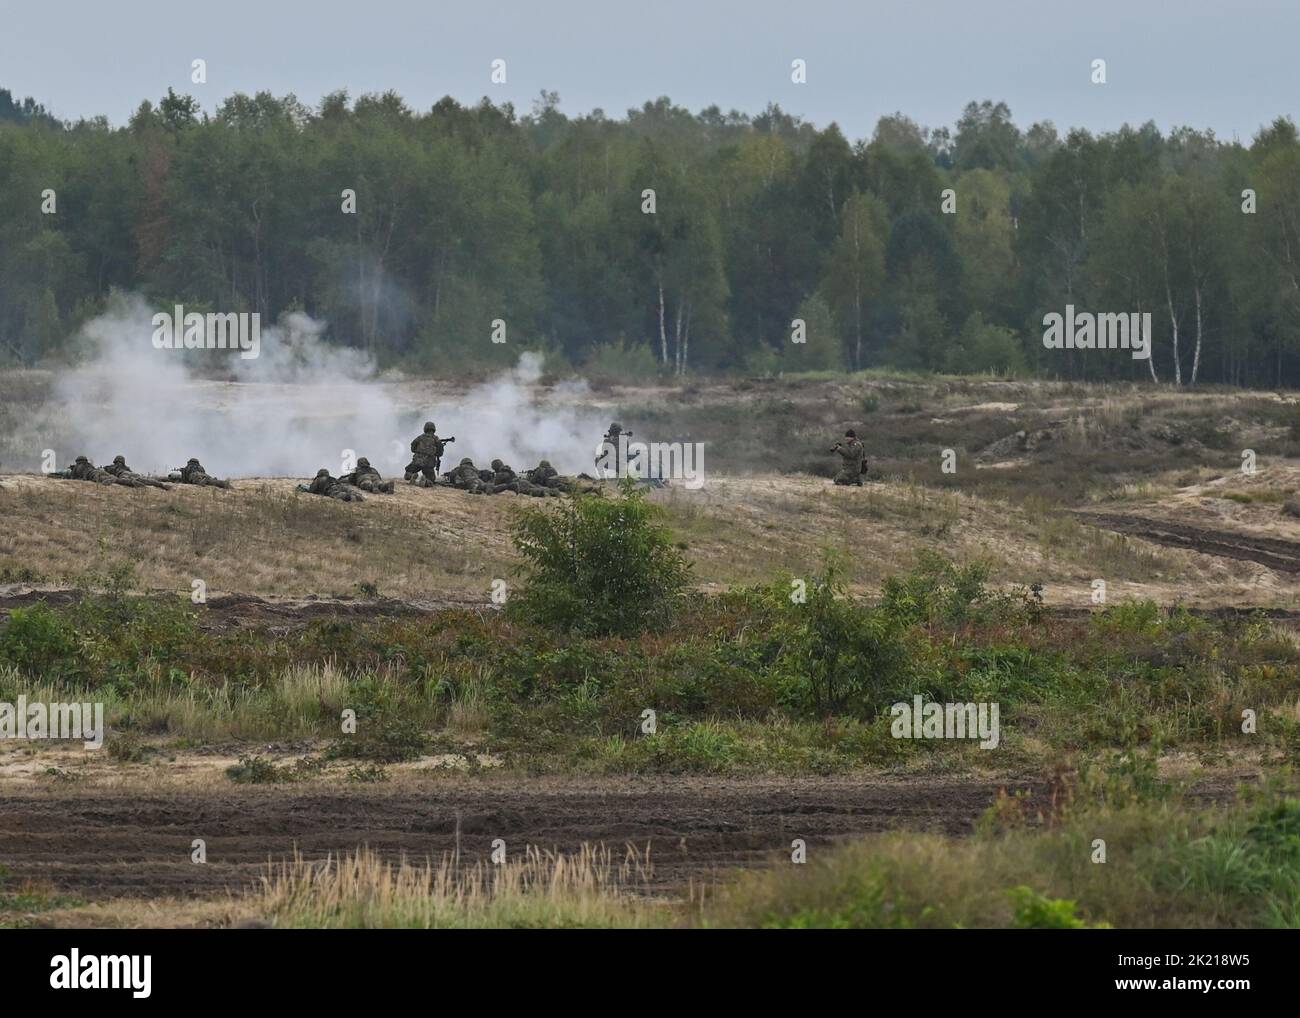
left=172, top=458, right=232, bottom=489
left=339, top=457, right=394, bottom=494
left=103, top=455, right=171, bottom=490
left=444, top=457, right=488, bottom=494
left=297, top=468, right=365, bottom=502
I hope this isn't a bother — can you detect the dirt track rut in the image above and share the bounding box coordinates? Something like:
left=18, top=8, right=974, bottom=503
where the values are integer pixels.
left=1075, top=512, right=1300, bottom=574
left=0, top=776, right=1040, bottom=900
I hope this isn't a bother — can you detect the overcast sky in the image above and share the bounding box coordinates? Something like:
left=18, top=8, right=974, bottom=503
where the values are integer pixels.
left=2, top=0, right=1293, bottom=142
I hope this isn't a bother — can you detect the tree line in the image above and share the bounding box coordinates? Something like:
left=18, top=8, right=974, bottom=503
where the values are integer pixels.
left=1, top=86, right=1299, bottom=386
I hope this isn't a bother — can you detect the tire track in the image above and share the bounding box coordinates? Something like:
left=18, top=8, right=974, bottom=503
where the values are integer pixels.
left=1074, top=512, right=1300, bottom=574
left=0, top=777, right=1040, bottom=900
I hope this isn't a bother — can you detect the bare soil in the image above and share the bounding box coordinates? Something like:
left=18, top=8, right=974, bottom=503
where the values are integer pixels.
left=0, top=776, right=1047, bottom=900
left=1077, top=512, right=1300, bottom=574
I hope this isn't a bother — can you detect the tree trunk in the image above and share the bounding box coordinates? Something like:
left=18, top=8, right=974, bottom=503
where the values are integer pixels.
left=1165, top=282, right=1181, bottom=386
left=657, top=276, right=668, bottom=365
left=683, top=304, right=692, bottom=376
left=852, top=211, right=863, bottom=370
left=673, top=300, right=683, bottom=376
left=1190, top=284, right=1203, bottom=385
left=1140, top=302, right=1159, bottom=384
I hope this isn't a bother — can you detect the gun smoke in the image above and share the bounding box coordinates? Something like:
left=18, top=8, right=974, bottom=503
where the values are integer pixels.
left=49, top=295, right=608, bottom=480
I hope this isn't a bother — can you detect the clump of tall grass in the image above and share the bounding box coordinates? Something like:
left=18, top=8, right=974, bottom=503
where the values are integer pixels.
left=258, top=844, right=660, bottom=929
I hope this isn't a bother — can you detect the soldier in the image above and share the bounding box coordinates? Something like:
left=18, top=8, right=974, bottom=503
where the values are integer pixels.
left=339, top=457, right=394, bottom=494
left=405, top=422, right=454, bottom=485
left=66, top=456, right=120, bottom=485
left=524, top=460, right=560, bottom=487
left=484, top=458, right=521, bottom=494
left=102, top=455, right=171, bottom=490
left=298, top=468, right=365, bottom=502
left=522, top=460, right=587, bottom=495
left=506, top=460, right=564, bottom=499
left=829, top=429, right=867, bottom=486
left=175, top=458, right=231, bottom=489
left=595, top=422, right=631, bottom=472
left=444, top=457, right=488, bottom=494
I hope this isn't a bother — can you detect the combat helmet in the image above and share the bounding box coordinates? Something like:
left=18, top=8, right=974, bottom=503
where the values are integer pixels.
left=356, top=457, right=370, bottom=468
left=424, top=422, right=437, bottom=434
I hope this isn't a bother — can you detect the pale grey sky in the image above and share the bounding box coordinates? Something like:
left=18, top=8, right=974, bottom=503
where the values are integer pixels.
left=1, top=0, right=1293, bottom=142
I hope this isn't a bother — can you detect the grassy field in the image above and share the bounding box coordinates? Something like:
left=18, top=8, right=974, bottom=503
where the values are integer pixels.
left=5, top=371, right=1300, bottom=927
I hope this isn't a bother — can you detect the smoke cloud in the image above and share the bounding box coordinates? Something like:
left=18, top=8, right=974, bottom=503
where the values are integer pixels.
left=50, top=295, right=608, bottom=480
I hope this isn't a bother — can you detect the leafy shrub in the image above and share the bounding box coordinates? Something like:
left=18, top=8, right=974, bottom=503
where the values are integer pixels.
left=507, top=484, right=692, bottom=637
left=328, top=710, right=426, bottom=762
left=585, top=340, right=660, bottom=383
left=1009, top=887, right=1101, bottom=928
left=226, top=755, right=284, bottom=784
left=879, top=551, right=1004, bottom=628
left=0, top=603, right=80, bottom=677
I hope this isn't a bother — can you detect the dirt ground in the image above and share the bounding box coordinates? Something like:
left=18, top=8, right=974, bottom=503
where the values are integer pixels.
left=4, top=466, right=1300, bottom=607
left=0, top=775, right=1047, bottom=901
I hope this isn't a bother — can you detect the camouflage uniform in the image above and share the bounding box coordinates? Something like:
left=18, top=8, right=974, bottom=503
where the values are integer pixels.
left=484, top=458, right=522, bottom=495
left=518, top=460, right=568, bottom=496
left=339, top=457, right=394, bottom=494
left=524, top=460, right=560, bottom=487
left=103, top=455, right=171, bottom=490
left=68, top=456, right=120, bottom=485
left=595, top=422, right=629, bottom=472
left=830, top=432, right=867, bottom=486
left=405, top=422, right=450, bottom=484
left=178, top=458, right=231, bottom=489
left=444, top=458, right=487, bottom=494
left=302, top=468, right=365, bottom=502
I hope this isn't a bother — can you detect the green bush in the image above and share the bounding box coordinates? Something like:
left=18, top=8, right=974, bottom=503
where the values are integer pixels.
left=507, top=483, right=692, bottom=636
left=1009, top=887, right=1098, bottom=928
left=879, top=550, right=1003, bottom=628
left=0, top=603, right=80, bottom=677
left=584, top=340, right=660, bottom=383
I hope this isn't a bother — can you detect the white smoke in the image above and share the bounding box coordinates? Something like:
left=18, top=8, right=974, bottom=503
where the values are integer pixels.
left=51, top=296, right=608, bottom=480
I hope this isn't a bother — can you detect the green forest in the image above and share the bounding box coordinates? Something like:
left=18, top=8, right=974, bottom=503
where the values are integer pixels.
left=2, top=85, right=1299, bottom=386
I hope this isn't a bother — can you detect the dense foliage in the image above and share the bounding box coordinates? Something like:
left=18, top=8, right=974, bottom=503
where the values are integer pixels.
left=2, top=87, right=1299, bottom=382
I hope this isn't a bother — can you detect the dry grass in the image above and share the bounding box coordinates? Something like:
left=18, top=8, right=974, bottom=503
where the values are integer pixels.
left=7, top=373, right=1300, bottom=605
left=257, top=844, right=661, bottom=928
left=4, top=464, right=1298, bottom=605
